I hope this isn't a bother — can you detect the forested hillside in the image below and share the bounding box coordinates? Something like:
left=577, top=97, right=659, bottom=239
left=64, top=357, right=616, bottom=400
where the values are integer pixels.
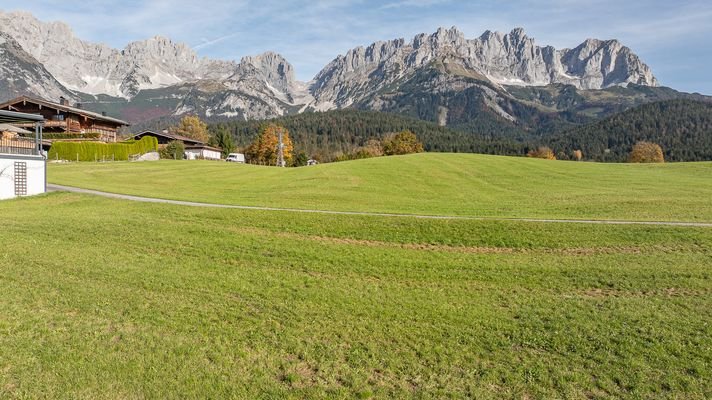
left=210, top=109, right=526, bottom=160
left=209, top=101, right=712, bottom=162
left=545, top=100, right=712, bottom=161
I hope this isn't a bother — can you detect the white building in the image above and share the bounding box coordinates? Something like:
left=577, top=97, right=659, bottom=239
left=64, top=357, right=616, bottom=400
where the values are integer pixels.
left=185, top=144, right=222, bottom=160
left=0, top=110, right=46, bottom=200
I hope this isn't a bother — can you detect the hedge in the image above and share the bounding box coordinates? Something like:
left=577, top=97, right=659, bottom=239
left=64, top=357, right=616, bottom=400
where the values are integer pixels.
left=48, top=136, right=158, bottom=162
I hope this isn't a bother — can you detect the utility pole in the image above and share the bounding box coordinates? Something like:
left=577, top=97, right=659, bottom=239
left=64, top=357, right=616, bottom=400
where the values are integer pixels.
left=277, top=128, right=285, bottom=167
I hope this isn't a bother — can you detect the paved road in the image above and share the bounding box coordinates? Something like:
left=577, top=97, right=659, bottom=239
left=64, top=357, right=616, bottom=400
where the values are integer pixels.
left=47, top=184, right=712, bottom=228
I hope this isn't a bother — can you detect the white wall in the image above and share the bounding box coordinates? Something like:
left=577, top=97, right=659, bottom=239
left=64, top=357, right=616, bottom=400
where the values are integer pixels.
left=0, top=156, right=46, bottom=200
left=185, top=149, right=221, bottom=160
left=202, top=149, right=222, bottom=160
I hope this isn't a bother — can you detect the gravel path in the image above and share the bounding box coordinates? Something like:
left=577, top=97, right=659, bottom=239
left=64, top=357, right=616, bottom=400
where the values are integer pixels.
left=47, top=184, right=712, bottom=228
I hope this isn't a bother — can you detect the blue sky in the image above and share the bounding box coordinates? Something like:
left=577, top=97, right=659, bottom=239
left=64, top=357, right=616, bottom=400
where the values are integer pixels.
left=4, top=0, right=711, bottom=94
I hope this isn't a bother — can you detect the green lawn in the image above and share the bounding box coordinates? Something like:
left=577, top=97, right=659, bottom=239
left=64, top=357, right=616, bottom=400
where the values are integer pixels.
left=48, top=153, right=712, bottom=222
left=1, top=193, right=711, bottom=398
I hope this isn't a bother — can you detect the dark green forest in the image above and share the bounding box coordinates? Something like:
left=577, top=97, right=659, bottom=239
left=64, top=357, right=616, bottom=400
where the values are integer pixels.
left=209, top=109, right=527, bottom=161
left=209, top=100, right=712, bottom=162
left=545, top=100, right=712, bottom=162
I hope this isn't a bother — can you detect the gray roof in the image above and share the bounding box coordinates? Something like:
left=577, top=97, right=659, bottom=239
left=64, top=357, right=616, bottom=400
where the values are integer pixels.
left=0, top=123, right=33, bottom=134
left=0, top=109, right=45, bottom=124
left=132, top=130, right=205, bottom=145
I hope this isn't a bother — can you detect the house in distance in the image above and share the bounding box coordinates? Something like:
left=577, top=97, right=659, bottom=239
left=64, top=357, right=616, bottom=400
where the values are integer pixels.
left=0, top=96, right=129, bottom=143
left=131, top=130, right=222, bottom=160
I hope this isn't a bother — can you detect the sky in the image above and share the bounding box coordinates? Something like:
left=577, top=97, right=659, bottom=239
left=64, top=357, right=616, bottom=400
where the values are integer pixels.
left=3, top=0, right=711, bottom=94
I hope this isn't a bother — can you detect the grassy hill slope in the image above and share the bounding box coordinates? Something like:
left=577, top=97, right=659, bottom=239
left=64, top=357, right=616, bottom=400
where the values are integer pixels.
left=48, top=153, right=712, bottom=221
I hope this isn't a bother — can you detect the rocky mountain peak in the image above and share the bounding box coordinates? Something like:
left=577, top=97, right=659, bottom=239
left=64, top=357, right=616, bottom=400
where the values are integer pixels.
left=0, top=31, right=76, bottom=102
left=0, top=12, right=663, bottom=123
left=238, top=51, right=297, bottom=97
left=429, top=26, right=465, bottom=47
left=241, top=52, right=295, bottom=81
left=510, top=27, right=526, bottom=38
left=310, top=25, right=659, bottom=107
left=121, top=36, right=201, bottom=73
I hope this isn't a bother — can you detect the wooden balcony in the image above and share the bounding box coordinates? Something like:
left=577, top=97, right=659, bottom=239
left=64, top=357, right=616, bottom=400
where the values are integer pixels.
left=13, top=120, right=67, bottom=130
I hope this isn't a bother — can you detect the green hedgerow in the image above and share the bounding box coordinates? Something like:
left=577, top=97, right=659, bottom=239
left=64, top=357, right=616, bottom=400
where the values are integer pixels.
left=48, top=136, right=158, bottom=162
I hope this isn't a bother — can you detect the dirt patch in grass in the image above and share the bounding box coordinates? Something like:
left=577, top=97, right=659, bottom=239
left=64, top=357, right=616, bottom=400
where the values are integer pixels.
left=579, top=288, right=711, bottom=298
left=225, top=225, right=701, bottom=256
left=284, top=234, right=660, bottom=256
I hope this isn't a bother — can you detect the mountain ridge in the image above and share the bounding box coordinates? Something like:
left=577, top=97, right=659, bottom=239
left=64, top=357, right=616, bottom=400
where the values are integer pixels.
left=0, top=11, right=657, bottom=101
left=2, top=9, right=704, bottom=139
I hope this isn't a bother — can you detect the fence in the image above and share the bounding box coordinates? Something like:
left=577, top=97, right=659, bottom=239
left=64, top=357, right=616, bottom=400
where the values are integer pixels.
left=0, top=137, right=40, bottom=156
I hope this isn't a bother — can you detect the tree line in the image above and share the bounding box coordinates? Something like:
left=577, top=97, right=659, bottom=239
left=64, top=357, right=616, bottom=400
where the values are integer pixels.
left=169, top=99, right=712, bottom=164
left=543, top=99, right=712, bottom=162
left=208, top=109, right=525, bottom=162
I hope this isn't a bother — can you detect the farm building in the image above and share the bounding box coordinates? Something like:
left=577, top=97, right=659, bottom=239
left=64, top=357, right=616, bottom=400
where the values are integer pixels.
left=131, top=131, right=222, bottom=160
left=0, top=96, right=129, bottom=143
left=185, top=144, right=222, bottom=160
left=131, top=130, right=205, bottom=147
left=0, top=109, right=46, bottom=200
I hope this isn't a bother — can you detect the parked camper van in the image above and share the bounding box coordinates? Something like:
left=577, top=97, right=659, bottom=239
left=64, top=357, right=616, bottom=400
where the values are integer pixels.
left=225, top=153, right=245, bottom=163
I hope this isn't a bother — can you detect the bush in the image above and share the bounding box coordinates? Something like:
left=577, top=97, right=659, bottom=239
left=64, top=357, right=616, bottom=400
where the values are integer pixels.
left=292, top=152, right=308, bottom=167
left=382, top=131, right=424, bottom=155
left=159, top=140, right=185, bottom=160
left=48, top=136, right=158, bottom=162
left=629, top=142, right=664, bottom=163
left=527, top=146, right=556, bottom=160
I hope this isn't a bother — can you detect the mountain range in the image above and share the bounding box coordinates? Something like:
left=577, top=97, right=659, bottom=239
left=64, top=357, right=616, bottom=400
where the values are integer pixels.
left=0, top=10, right=709, bottom=140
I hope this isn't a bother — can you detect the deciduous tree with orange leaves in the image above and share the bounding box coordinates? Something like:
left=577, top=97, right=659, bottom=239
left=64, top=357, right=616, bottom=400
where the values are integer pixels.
left=629, top=141, right=664, bottom=163
left=527, top=146, right=556, bottom=160
left=245, top=124, right=294, bottom=165
left=382, top=130, right=424, bottom=155
left=174, top=115, right=210, bottom=143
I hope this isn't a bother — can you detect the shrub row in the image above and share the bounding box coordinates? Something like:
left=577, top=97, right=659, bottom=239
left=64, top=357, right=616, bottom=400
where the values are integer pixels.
left=48, top=136, right=158, bottom=162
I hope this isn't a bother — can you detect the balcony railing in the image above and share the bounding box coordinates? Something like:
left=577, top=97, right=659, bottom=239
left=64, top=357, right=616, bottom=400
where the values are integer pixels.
left=13, top=120, right=67, bottom=129
left=0, top=136, right=40, bottom=156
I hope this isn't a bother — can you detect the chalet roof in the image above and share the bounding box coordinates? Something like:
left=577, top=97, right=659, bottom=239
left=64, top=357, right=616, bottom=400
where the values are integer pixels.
left=185, top=144, right=223, bottom=152
left=0, top=96, right=129, bottom=126
left=131, top=130, right=205, bottom=146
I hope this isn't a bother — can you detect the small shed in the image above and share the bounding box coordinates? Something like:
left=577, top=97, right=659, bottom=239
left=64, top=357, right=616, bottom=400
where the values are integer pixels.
left=0, top=110, right=46, bottom=200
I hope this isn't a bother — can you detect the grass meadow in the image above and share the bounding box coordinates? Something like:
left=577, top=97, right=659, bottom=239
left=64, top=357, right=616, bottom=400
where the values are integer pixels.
left=1, top=154, right=710, bottom=398
left=48, top=153, right=712, bottom=222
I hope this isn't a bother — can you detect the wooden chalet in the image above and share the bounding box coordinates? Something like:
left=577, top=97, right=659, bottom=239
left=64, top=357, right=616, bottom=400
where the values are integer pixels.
left=0, top=96, right=129, bottom=142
